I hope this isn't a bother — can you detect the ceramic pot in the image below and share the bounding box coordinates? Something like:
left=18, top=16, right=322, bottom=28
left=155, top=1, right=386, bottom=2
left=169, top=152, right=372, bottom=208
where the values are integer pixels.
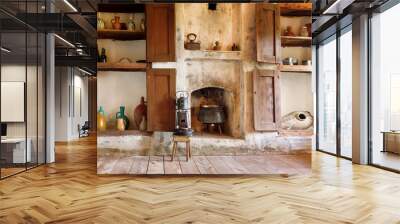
left=280, top=111, right=313, bottom=130
left=128, top=14, right=136, bottom=31
left=97, top=18, right=105, bottom=30
left=300, top=26, right=309, bottom=37
left=198, top=105, right=226, bottom=124
left=140, top=19, right=145, bottom=32
left=112, top=16, right=121, bottom=30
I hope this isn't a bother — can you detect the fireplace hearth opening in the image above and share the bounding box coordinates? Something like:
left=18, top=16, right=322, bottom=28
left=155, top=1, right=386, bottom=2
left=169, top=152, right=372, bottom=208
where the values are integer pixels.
left=191, top=87, right=233, bottom=136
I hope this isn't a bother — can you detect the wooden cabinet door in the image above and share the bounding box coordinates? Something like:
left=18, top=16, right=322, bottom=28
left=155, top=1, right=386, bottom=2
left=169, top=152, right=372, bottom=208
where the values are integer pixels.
left=146, top=4, right=176, bottom=62
left=256, top=4, right=281, bottom=64
left=147, top=68, right=176, bottom=131
left=253, top=69, right=281, bottom=131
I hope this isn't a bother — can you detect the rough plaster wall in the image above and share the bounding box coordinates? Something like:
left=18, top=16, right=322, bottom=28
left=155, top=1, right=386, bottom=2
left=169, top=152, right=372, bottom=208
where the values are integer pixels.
left=183, top=4, right=240, bottom=51
left=97, top=39, right=146, bottom=62
left=176, top=3, right=312, bottom=137
left=280, top=73, right=313, bottom=116
left=97, top=71, right=147, bottom=130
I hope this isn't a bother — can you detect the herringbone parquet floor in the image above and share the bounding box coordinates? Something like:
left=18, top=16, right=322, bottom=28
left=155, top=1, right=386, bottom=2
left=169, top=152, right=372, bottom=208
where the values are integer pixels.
left=1, top=136, right=400, bottom=223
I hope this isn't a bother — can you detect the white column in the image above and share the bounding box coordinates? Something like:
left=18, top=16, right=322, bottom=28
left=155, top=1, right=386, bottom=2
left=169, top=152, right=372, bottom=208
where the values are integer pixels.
left=46, top=32, right=55, bottom=163
left=352, top=14, right=369, bottom=164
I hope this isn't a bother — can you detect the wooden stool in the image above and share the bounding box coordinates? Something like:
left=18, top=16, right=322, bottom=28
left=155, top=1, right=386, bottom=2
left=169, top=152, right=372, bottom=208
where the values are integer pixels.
left=171, top=135, right=191, bottom=161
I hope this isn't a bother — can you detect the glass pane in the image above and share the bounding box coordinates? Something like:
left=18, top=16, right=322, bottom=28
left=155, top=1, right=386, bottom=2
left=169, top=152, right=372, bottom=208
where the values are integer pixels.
left=371, top=4, right=400, bottom=171
left=340, top=29, right=352, bottom=158
left=38, top=33, right=45, bottom=165
left=27, top=31, right=38, bottom=169
left=1, top=30, right=27, bottom=178
left=318, top=37, right=337, bottom=154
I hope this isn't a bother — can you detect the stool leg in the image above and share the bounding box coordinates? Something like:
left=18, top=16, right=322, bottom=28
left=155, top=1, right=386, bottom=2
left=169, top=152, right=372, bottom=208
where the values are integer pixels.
left=186, top=142, right=189, bottom=161
left=188, top=142, right=191, bottom=159
left=171, top=142, right=177, bottom=161
left=218, top=124, right=222, bottom=135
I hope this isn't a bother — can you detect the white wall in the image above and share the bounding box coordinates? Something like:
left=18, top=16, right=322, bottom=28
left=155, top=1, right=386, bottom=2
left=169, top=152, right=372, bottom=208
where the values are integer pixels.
left=54, top=67, right=89, bottom=141
left=1, top=65, right=34, bottom=137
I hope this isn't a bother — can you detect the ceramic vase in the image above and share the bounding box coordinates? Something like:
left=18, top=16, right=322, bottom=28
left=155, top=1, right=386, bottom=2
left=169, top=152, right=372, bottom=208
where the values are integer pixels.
left=97, top=106, right=107, bottom=131
left=111, top=16, right=121, bottom=30
left=116, top=106, right=129, bottom=129
left=116, top=118, right=125, bottom=131
left=128, top=14, right=136, bottom=31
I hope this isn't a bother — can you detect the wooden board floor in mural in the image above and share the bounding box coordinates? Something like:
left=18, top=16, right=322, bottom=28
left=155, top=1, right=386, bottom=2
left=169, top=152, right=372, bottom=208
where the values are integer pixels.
left=1, top=135, right=400, bottom=223
left=97, top=154, right=311, bottom=175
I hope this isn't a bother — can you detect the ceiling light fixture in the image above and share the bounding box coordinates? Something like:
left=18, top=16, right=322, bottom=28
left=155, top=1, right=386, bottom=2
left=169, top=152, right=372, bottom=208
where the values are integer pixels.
left=78, top=67, right=93, bottom=76
left=63, top=0, right=78, bottom=12
left=322, top=0, right=355, bottom=15
left=1, top=47, right=11, bottom=53
left=54, top=34, right=75, bottom=48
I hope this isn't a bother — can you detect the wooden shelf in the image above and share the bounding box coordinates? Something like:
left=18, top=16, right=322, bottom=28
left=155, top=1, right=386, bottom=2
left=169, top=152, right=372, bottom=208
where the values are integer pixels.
left=184, top=50, right=242, bottom=61
left=98, top=4, right=145, bottom=13
left=279, top=3, right=312, bottom=17
left=97, top=62, right=147, bottom=72
left=281, top=36, right=312, bottom=47
left=280, top=65, right=312, bottom=73
left=98, top=29, right=146, bottom=40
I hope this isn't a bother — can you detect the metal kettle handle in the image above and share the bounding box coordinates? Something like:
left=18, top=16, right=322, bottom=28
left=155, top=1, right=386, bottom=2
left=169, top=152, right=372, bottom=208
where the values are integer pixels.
left=187, top=33, right=197, bottom=42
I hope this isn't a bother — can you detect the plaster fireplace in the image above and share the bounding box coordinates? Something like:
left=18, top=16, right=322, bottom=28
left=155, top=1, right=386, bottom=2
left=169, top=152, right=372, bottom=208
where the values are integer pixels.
left=185, top=60, right=242, bottom=138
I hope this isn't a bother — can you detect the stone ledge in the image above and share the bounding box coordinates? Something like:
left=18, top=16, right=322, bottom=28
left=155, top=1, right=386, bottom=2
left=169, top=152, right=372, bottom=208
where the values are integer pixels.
left=98, top=132, right=312, bottom=156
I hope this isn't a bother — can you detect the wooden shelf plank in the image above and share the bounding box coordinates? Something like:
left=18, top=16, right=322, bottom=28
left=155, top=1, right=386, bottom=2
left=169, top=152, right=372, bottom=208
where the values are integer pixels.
left=98, top=29, right=146, bottom=40
left=98, top=4, right=145, bottom=13
left=184, top=50, right=242, bottom=61
left=279, top=3, right=312, bottom=17
left=97, top=62, right=147, bottom=72
left=281, top=36, right=312, bottom=47
left=280, top=65, right=312, bottom=73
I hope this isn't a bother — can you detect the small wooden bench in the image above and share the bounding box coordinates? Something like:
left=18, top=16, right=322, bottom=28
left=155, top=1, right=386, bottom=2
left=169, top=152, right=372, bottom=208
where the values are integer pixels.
left=171, top=135, right=191, bottom=161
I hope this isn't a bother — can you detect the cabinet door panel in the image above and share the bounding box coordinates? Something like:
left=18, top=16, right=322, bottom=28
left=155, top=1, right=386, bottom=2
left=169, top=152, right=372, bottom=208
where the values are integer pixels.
left=146, top=4, right=175, bottom=62
left=256, top=4, right=281, bottom=64
left=147, top=69, right=176, bottom=131
left=253, top=69, right=280, bottom=131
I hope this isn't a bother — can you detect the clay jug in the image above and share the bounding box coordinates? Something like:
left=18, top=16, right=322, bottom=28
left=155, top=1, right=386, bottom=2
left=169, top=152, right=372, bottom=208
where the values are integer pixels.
left=111, top=16, right=121, bottom=30
left=97, top=106, right=107, bottom=131
left=116, top=106, right=129, bottom=129
left=134, top=97, right=147, bottom=129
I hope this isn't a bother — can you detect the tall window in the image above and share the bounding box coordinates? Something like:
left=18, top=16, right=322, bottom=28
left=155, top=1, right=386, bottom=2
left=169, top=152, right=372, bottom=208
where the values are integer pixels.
left=340, top=28, right=352, bottom=158
left=317, top=36, right=337, bottom=154
left=371, top=3, right=400, bottom=171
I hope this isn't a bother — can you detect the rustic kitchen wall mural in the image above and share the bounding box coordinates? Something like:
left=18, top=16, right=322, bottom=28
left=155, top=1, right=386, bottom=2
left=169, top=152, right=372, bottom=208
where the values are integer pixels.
left=97, top=3, right=313, bottom=175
